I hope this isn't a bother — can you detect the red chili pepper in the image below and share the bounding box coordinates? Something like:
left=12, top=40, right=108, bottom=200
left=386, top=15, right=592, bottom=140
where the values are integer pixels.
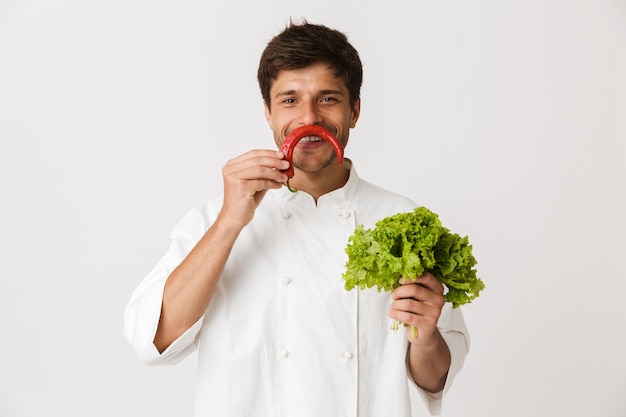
left=279, top=125, right=344, bottom=192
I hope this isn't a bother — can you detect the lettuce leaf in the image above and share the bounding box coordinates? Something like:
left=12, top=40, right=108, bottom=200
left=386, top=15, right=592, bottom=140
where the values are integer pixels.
left=343, top=206, right=484, bottom=308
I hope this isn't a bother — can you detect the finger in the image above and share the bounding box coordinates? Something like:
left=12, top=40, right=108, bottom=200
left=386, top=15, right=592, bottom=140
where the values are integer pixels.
left=398, top=272, right=444, bottom=294
left=232, top=165, right=289, bottom=184
left=388, top=297, right=443, bottom=327
left=391, top=287, right=444, bottom=311
left=392, top=282, right=434, bottom=300
left=392, top=283, right=446, bottom=311
left=223, top=154, right=290, bottom=184
left=387, top=303, right=440, bottom=340
left=225, top=150, right=289, bottom=173
left=225, top=149, right=285, bottom=165
left=390, top=297, right=430, bottom=317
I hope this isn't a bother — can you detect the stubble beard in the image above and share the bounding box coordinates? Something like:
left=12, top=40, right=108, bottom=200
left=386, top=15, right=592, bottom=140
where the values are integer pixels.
left=292, top=151, right=337, bottom=174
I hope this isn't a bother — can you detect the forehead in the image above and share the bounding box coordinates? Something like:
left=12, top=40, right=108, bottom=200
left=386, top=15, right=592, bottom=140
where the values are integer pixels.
left=270, top=62, right=347, bottom=94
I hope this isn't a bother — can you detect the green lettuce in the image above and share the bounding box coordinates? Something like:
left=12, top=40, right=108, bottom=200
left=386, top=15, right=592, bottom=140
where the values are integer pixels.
left=343, top=206, right=484, bottom=308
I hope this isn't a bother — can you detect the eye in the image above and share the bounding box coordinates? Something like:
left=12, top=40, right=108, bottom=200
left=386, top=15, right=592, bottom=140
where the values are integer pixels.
left=320, top=96, right=338, bottom=103
left=282, top=98, right=296, bottom=104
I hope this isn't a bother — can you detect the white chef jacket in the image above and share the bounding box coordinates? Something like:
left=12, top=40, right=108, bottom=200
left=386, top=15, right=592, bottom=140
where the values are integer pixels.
left=124, top=162, right=469, bottom=417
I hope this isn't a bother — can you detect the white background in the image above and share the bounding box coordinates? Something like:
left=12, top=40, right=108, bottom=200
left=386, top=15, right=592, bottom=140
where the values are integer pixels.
left=1, top=0, right=625, bottom=416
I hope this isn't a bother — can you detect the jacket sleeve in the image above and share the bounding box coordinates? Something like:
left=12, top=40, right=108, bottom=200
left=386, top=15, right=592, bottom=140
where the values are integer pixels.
left=408, top=304, right=470, bottom=416
left=123, top=206, right=209, bottom=365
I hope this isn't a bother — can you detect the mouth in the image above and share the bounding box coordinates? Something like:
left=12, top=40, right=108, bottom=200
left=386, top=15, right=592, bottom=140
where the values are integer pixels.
left=298, top=136, right=323, bottom=143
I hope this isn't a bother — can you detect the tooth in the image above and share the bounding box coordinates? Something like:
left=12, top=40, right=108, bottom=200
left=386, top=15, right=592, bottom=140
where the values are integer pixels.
left=300, top=136, right=322, bottom=142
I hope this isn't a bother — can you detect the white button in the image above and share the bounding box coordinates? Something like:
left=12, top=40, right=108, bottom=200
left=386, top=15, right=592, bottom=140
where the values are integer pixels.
left=280, top=348, right=289, bottom=358
left=282, top=211, right=292, bottom=219
left=339, top=210, right=351, bottom=218
left=342, top=351, right=353, bottom=359
left=282, top=276, right=292, bottom=286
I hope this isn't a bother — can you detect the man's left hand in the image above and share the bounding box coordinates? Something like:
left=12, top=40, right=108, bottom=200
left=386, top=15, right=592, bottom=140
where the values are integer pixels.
left=388, top=272, right=446, bottom=347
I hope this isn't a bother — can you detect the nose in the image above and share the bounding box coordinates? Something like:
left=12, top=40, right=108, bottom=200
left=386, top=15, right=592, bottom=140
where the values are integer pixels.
left=298, top=100, right=323, bottom=126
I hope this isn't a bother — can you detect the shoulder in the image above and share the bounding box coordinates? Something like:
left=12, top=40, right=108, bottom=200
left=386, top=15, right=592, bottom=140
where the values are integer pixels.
left=352, top=177, right=419, bottom=228
left=348, top=163, right=417, bottom=210
left=356, top=177, right=417, bottom=209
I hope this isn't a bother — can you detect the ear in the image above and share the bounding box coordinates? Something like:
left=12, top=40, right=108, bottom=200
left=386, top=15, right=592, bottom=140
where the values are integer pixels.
left=349, top=98, right=361, bottom=128
left=264, top=101, right=274, bottom=129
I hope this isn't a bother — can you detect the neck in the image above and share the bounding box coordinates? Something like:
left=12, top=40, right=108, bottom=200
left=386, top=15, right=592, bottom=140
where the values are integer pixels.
left=287, top=160, right=351, bottom=202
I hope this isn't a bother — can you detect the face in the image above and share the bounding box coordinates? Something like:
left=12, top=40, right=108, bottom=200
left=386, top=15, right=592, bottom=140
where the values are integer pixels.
left=264, top=61, right=360, bottom=175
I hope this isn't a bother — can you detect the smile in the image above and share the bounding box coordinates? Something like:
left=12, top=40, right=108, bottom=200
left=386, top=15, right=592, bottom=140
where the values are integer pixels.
left=298, top=136, right=323, bottom=143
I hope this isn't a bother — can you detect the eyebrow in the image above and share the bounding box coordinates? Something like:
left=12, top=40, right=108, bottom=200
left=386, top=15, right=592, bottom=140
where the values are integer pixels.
left=273, top=89, right=346, bottom=99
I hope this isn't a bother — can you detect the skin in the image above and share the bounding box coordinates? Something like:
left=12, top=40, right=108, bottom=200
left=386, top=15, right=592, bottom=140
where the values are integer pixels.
left=153, top=61, right=450, bottom=394
left=389, top=273, right=452, bottom=393
left=264, top=61, right=359, bottom=200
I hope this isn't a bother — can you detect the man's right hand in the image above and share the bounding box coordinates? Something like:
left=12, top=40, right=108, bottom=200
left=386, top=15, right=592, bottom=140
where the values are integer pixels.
left=219, top=149, right=289, bottom=231
left=154, top=150, right=289, bottom=353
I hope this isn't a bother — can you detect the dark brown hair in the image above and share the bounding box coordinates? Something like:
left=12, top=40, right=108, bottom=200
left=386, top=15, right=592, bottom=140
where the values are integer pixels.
left=257, top=20, right=363, bottom=108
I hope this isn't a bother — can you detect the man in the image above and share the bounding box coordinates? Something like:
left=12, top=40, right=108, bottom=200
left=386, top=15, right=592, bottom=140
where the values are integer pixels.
left=125, top=21, right=469, bottom=416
